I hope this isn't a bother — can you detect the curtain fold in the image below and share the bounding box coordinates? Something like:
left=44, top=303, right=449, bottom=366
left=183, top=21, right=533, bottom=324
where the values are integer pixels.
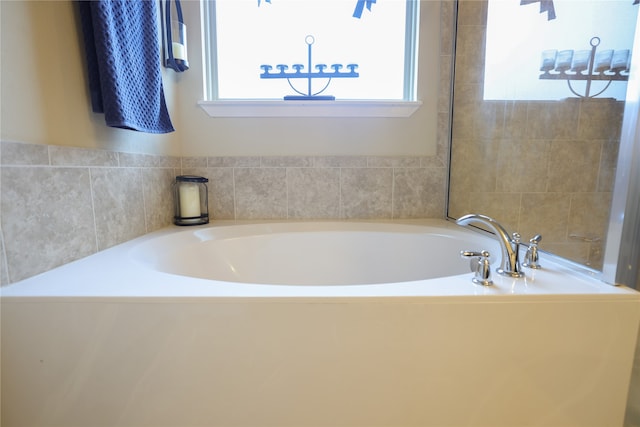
left=78, top=0, right=174, bottom=134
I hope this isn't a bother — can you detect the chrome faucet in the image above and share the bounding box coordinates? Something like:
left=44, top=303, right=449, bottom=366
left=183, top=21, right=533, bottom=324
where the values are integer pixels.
left=456, top=214, right=524, bottom=278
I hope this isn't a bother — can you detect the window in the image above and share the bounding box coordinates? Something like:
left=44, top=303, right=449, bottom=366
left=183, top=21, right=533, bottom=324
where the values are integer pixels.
left=199, top=0, right=421, bottom=117
left=484, top=0, right=637, bottom=101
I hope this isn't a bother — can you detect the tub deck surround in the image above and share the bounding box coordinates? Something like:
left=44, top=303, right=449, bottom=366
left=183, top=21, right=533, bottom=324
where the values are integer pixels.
left=2, top=220, right=639, bottom=427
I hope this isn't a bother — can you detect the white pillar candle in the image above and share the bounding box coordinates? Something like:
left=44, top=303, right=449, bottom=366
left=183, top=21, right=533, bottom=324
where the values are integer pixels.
left=555, top=50, right=574, bottom=72
left=611, top=50, right=630, bottom=72
left=540, top=49, right=557, bottom=72
left=172, top=42, right=187, bottom=61
left=571, top=50, right=590, bottom=72
left=595, top=49, right=613, bottom=72
left=179, top=183, right=200, bottom=218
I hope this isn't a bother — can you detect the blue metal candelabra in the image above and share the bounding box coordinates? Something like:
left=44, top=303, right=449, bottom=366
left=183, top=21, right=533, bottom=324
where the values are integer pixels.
left=260, top=35, right=359, bottom=100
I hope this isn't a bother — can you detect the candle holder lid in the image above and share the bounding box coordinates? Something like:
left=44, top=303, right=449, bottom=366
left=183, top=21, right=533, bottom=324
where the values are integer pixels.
left=176, top=175, right=208, bottom=183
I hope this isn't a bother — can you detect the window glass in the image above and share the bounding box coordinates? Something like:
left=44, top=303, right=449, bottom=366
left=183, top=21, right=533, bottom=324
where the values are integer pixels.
left=484, top=0, right=637, bottom=101
left=208, top=0, right=418, bottom=101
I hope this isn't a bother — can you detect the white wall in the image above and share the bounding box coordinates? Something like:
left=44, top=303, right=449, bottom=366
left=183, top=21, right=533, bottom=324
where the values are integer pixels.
left=0, top=1, right=179, bottom=156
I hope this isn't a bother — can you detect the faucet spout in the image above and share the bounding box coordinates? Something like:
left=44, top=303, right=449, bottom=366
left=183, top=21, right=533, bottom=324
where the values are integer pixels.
left=456, top=214, right=524, bottom=278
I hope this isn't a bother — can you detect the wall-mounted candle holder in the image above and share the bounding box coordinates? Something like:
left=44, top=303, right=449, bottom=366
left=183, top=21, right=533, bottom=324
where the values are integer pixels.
left=173, top=175, right=209, bottom=226
left=539, top=37, right=630, bottom=98
left=163, top=0, right=189, bottom=73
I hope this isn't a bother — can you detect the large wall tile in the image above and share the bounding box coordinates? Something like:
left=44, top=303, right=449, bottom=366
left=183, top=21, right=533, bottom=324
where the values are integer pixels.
left=598, top=138, right=620, bottom=192
left=368, top=157, right=421, bottom=168
left=1, top=141, right=49, bottom=165
left=501, top=102, right=529, bottom=140
left=341, top=168, right=393, bottom=219
left=454, top=24, right=486, bottom=85
left=142, top=168, right=177, bottom=231
left=438, top=58, right=453, bottom=115
left=474, top=101, right=508, bottom=140
left=314, top=156, right=367, bottom=168
left=547, top=140, right=601, bottom=192
left=496, top=139, right=551, bottom=193
left=568, top=192, right=613, bottom=243
left=261, top=156, right=314, bottom=168
left=451, top=84, right=482, bottom=139
left=519, top=193, right=571, bottom=244
left=234, top=168, right=287, bottom=219
left=182, top=157, right=207, bottom=169
left=578, top=99, right=624, bottom=140
left=206, top=168, right=235, bottom=220
left=287, top=168, right=340, bottom=219
left=457, top=0, right=487, bottom=26
left=525, top=101, right=580, bottom=140
left=435, top=113, right=451, bottom=167
left=118, top=152, right=180, bottom=168
left=450, top=137, right=498, bottom=192
left=1, top=167, right=96, bottom=282
left=49, top=146, right=119, bottom=167
left=207, top=156, right=261, bottom=167
left=393, top=167, right=446, bottom=218
left=91, top=168, right=146, bottom=250
left=439, top=1, right=455, bottom=55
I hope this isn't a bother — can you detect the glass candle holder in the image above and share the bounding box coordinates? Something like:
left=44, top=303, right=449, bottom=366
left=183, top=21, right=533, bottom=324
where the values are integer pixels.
left=171, top=20, right=188, bottom=62
left=173, top=175, right=209, bottom=226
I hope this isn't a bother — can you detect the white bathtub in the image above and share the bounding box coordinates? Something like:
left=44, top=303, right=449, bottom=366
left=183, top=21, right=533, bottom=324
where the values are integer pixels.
left=2, top=219, right=639, bottom=427
left=131, top=221, right=494, bottom=286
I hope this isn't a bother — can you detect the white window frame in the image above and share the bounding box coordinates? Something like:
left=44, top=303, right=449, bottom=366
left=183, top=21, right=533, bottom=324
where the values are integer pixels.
left=198, top=0, right=422, bottom=118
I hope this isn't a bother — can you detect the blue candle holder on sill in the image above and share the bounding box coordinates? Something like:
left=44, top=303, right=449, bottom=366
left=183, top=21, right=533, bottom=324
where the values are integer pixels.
left=260, top=35, right=359, bottom=100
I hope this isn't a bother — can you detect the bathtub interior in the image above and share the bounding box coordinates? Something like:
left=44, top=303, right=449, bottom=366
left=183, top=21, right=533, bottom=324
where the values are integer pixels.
left=129, top=221, right=503, bottom=286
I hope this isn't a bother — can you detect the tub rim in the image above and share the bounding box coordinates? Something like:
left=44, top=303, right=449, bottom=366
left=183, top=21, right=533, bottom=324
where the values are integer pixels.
left=1, top=219, right=639, bottom=301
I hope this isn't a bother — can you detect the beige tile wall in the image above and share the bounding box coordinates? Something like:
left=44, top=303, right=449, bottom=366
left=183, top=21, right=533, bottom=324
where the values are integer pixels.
left=0, top=141, right=180, bottom=284
left=447, top=0, right=624, bottom=270
left=0, top=141, right=448, bottom=285
left=182, top=155, right=447, bottom=221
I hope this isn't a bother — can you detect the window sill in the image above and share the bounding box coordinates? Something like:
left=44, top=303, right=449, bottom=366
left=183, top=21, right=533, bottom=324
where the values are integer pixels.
left=197, top=100, right=422, bottom=118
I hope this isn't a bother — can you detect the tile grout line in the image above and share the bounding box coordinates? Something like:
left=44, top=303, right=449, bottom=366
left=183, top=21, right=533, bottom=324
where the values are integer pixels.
left=87, top=167, right=100, bottom=253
